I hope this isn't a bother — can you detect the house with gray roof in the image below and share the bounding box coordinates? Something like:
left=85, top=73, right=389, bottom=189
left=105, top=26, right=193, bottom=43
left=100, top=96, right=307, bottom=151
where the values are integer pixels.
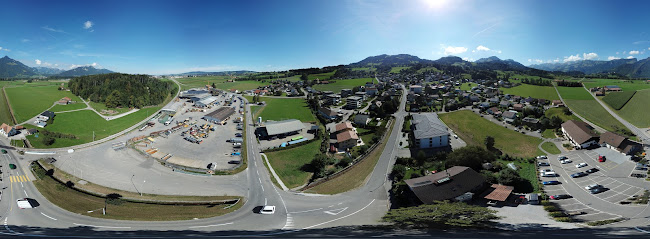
left=411, top=113, right=450, bottom=149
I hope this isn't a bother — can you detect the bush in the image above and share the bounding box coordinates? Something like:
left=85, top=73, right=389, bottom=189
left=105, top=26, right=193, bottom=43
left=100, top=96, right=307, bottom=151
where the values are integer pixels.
left=549, top=211, right=565, bottom=217
left=554, top=217, right=573, bottom=222
left=543, top=205, right=559, bottom=212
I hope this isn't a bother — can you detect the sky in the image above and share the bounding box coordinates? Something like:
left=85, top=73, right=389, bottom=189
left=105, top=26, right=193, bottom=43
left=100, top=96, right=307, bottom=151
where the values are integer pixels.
left=2, top=0, right=650, bottom=75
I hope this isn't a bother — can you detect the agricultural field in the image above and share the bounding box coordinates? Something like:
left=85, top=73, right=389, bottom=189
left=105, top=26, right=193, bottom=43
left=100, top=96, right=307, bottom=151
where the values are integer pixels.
left=351, top=67, right=376, bottom=72
left=308, top=71, right=336, bottom=81
left=26, top=107, right=161, bottom=148
left=417, top=66, right=442, bottom=73
left=500, top=84, right=560, bottom=100
left=49, top=103, right=88, bottom=112
left=557, top=86, right=630, bottom=133
left=556, top=86, right=594, bottom=100
left=602, top=91, right=636, bottom=110
left=581, top=78, right=650, bottom=91
left=249, top=96, right=316, bottom=123
left=88, top=101, right=132, bottom=115
left=544, top=107, right=581, bottom=123
left=176, top=76, right=267, bottom=91
left=439, top=110, right=543, bottom=158
left=265, top=140, right=320, bottom=189
left=312, top=78, right=373, bottom=93
left=460, top=82, right=477, bottom=91
left=5, top=86, right=83, bottom=123
left=0, top=89, right=13, bottom=125
left=389, top=67, right=410, bottom=73
left=509, top=74, right=554, bottom=81
left=617, top=89, right=650, bottom=128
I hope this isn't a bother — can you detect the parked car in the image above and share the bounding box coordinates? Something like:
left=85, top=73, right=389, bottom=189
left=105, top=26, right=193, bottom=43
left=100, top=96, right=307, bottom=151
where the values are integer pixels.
left=538, top=162, right=550, bottom=166
left=631, top=173, right=646, bottom=178
left=537, top=155, right=548, bottom=160
left=560, top=159, right=572, bottom=164
left=539, top=169, right=553, bottom=173
left=598, top=155, right=606, bottom=162
left=571, top=172, right=588, bottom=178
left=207, top=162, right=217, bottom=170
left=576, top=163, right=588, bottom=168
left=590, top=187, right=607, bottom=194
left=586, top=168, right=599, bottom=174
left=635, top=166, right=648, bottom=171
left=585, top=184, right=601, bottom=190
left=558, top=156, right=568, bottom=161
left=540, top=172, right=557, bottom=177
left=453, top=135, right=458, bottom=139
left=228, top=160, right=241, bottom=164
left=260, top=205, right=276, bottom=214
left=543, top=181, right=561, bottom=185
left=550, top=194, right=572, bottom=200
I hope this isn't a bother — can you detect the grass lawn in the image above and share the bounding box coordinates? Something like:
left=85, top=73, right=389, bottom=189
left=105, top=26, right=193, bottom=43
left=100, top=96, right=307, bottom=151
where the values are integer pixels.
left=581, top=78, right=650, bottom=91
left=512, top=160, right=539, bottom=193
left=542, top=129, right=557, bottom=139
left=50, top=103, right=88, bottom=112
left=544, top=107, right=581, bottom=123
left=27, top=107, right=161, bottom=148
left=541, top=142, right=561, bottom=154
left=439, top=110, right=543, bottom=158
left=32, top=163, right=242, bottom=221
left=88, top=101, right=132, bottom=115
left=460, top=82, right=477, bottom=91
left=308, top=71, right=336, bottom=81
left=265, top=140, right=321, bottom=189
left=500, top=84, right=559, bottom=100
left=177, top=76, right=268, bottom=91
left=5, top=86, right=83, bottom=123
left=556, top=86, right=596, bottom=100
left=617, top=89, right=650, bottom=128
left=0, top=88, right=14, bottom=125
left=389, top=67, right=410, bottom=73
left=252, top=96, right=316, bottom=122
left=563, top=99, right=627, bottom=133
left=306, top=120, right=394, bottom=194
left=312, top=78, right=373, bottom=93
left=351, top=67, right=376, bottom=72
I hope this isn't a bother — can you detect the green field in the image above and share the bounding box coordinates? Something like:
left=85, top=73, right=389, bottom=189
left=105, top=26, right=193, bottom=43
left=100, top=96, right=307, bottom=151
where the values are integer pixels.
left=0, top=89, right=13, bottom=125
left=460, top=83, right=477, bottom=91
left=49, top=103, right=88, bottom=112
left=541, top=142, right=561, bottom=154
left=581, top=78, right=650, bottom=91
left=542, top=129, right=557, bottom=138
left=557, top=87, right=630, bottom=133
left=544, top=107, right=581, bottom=123
left=416, top=67, right=442, bottom=73
left=389, top=67, right=410, bottom=73
left=5, top=86, right=83, bottom=123
left=556, top=86, right=594, bottom=100
left=177, top=76, right=268, bottom=91
left=265, top=140, right=320, bottom=189
left=248, top=96, right=316, bottom=122
left=312, top=78, right=373, bottom=93
left=439, top=110, right=543, bottom=158
left=27, top=107, right=161, bottom=148
left=351, top=67, right=376, bottom=72
left=500, top=84, right=559, bottom=100
left=308, top=71, right=336, bottom=81
left=88, top=101, right=132, bottom=115
left=617, top=89, right=650, bottom=127
left=602, top=91, right=636, bottom=110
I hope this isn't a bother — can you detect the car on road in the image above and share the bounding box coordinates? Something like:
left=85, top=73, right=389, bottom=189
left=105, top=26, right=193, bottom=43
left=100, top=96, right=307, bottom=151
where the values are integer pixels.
left=537, top=155, right=548, bottom=160
left=538, top=162, right=550, bottom=166
left=598, top=155, right=606, bottom=162
left=586, top=168, right=599, bottom=174
left=260, top=205, right=276, bottom=214
left=543, top=181, right=561, bottom=185
left=576, top=163, right=588, bottom=168
left=16, top=198, right=32, bottom=209
left=1, top=149, right=7, bottom=154
left=8, top=164, right=16, bottom=170
left=550, top=194, right=572, bottom=200
left=453, top=135, right=458, bottom=139
left=560, top=159, right=572, bottom=164
left=571, top=172, right=588, bottom=178
left=631, top=173, right=646, bottom=178
left=585, top=184, right=601, bottom=190
left=558, top=156, right=568, bottom=161
left=590, top=187, right=607, bottom=194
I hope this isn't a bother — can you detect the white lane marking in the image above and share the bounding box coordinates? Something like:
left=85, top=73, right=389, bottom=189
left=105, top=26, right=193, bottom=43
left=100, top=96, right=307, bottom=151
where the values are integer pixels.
left=188, top=222, right=233, bottom=229
left=282, top=214, right=294, bottom=230
left=19, top=182, right=23, bottom=188
left=72, top=223, right=131, bottom=229
left=3, top=217, right=20, bottom=235
left=40, top=212, right=57, bottom=221
left=324, top=207, right=348, bottom=215
left=258, top=178, right=262, bottom=184
left=23, top=190, right=28, bottom=197
left=302, top=199, right=375, bottom=230
left=264, top=198, right=267, bottom=205
left=289, top=208, right=323, bottom=214
left=256, top=170, right=259, bottom=176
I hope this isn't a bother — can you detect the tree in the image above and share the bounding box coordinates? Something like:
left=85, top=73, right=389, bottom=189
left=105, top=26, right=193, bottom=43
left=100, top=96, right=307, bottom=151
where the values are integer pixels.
left=446, top=146, right=496, bottom=171
left=211, top=82, right=216, bottom=88
left=300, top=74, right=308, bottom=82
left=497, top=168, right=521, bottom=186
left=310, top=154, right=328, bottom=174
left=484, top=136, right=495, bottom=150
left=382, top=201, right=499, bottom=228
left=391, top=164, right=407, bottom=181
left=562, top=107, right=572, bottom=115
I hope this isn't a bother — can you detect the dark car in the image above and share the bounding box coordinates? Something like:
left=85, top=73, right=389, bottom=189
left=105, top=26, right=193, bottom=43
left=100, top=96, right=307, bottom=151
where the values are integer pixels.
left=571, top=172, right=587, bottom=178
left=586, top=168, right=599, bottom=174
left=590, top=187, right=607, bottom=194
left=543, top=181, right=561, bottom=185
left=235, top=133, right=242, bottom=137
left=631, top=173, right=646, bottom=178
left=228, top=160, right=241, bottom=164
left=550, top=194, right=572, bottom=200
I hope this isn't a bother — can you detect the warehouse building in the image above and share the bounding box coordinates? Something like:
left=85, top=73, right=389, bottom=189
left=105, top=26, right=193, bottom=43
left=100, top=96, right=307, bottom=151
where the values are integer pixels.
left=255, top=119, right=305, bottom=140
left=202, top=107, right=235, bottom=124
left=194, top=96, right=218, bottom=108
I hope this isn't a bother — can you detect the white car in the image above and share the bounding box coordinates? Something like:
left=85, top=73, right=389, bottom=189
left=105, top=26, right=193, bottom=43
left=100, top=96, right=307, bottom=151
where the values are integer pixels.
left=539, top=169, right=553, bottom=173
left=16, top=198, right=32, bottom=209
left=560, top=159, right=572, bottom=164
left=576, top=163, right=588, bottom=168
left=260, top=205, right=276, bottom=214
left=453, top=135, right=458, bottom=139
left=537, top=155, right=548, bottom=160
left=585, top=184, right=600, bottom=190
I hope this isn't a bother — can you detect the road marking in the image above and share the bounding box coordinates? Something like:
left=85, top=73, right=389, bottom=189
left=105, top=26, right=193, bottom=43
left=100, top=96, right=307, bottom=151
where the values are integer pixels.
left=40, top=212, right=57, bottom=221
left=324, top=207, right=348, bottom=215
left=264, top=198, right=267, bottom=205
left=3, top=217, right=20, bottom=235
left=282, top=214, right=294, bottom=230
left=188, top=222, right=233, bottom=229
left=302, top=199, right=375, bottom=230
left=9, top=176, right=29, bottom=183
left=72, top=223, right=131, bottom=229
left=289, top=208, right=323, bottom=214
left=23, top=190, right=28, bottom=197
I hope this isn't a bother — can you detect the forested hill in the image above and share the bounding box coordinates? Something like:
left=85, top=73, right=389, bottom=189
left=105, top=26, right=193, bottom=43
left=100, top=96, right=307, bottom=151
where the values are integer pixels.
left=68, top=73, right=176, bottom=108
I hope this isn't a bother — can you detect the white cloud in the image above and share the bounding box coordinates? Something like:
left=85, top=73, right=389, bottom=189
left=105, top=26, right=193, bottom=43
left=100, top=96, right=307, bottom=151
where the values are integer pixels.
left=629, top=50, right=640, bottom=55
left=648, top=47, right=650, bottom=50
left=69, top=62, right=103, bottom=69
left=462, top=57, right=474, bottom=62
left=627, top=56, right=635, bottom=59
left=35, top=59, right=41, bottom=65
left=563, top=54, right=582, bottom=62
left=21, top=39, right=30, bottom=43
left=42, top=26, right=65, bottom=33
left=528, top=59, right=543, bottom=64
left=83, top=21, right=93, bottom=29
left=443, top=46, right=468, bottom=55
left=91, top=62, right=97, bottom=67
left=583, top=52, right=598, bottom=60
left=552, top=58, right=560, bottom=63
left=497, top=50, right=502, bottom=54
left=608, top=56, right=620, bottom=60
left=476, top=45, right=490, bottom=51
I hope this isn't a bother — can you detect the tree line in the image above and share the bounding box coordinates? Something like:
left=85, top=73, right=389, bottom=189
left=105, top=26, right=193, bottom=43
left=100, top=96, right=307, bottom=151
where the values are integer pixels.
left=68, top=73, right=176, bottom=108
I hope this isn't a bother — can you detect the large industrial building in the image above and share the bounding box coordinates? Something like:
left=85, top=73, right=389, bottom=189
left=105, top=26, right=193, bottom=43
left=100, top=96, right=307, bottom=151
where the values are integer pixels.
left=255, top=119, right=305, bottom=140
left=202, top=107, right=235, bottom=124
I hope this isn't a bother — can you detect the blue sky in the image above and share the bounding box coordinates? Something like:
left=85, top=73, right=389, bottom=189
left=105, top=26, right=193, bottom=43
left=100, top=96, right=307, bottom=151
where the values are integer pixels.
left=2, top=0, right=650, bottom=74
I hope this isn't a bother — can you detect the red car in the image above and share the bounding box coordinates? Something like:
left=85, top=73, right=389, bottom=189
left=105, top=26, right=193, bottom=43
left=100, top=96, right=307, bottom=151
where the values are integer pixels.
left=598, top=155, right=606, bottom=162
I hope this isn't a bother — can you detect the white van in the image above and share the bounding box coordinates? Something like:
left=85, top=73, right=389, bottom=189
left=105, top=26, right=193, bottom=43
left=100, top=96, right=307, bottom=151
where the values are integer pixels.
left=16, top=198, right=32, bottom=209
left=540, top=172, right=557, bottom=177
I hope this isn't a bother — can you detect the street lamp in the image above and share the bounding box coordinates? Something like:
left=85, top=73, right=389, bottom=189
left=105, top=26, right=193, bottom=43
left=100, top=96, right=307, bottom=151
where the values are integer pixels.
left=131, top=174, right=140, bottom=196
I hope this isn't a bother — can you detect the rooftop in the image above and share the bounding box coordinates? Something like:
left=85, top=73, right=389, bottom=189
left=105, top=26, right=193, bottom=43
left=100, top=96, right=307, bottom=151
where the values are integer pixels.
left=405, top=166, right=486, bottom=204
left=264, top=119, right=305, bottom=136
left=562, top=120, right=598, bottom=144
left=411, top=113, right=449, bottom=140
left=336, top=130, right=358, bottom=142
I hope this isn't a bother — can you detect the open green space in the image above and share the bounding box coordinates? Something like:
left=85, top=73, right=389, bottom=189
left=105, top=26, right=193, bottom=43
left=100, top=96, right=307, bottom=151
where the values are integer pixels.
left=556, top=86, right=594, bottom=100
left=312, top=78, right=373, bottom=93
left=602, top=91, right=636, bottom=110
left=460, top=82, right=477, bottom=91
left=500, top=84, right=559, bottom=100
left=248, top=96, right=316, bottom=122
left=541, top=142, right=561, bottom=154
left=49, top=103, right=88, bottom=112
left=351, top=67, right=376, bottom=72
left=544, top=107, right=581, bottom=123
left=617, top=89, right=650, bottom=128
left=416, top=67, right=442, bottom=73
left=581, top=78, right=650, bottom=91
left=177, top=76, right=268, bottom=91
left=27, top=107, right=161, bottom=148
left=0, top=89, right=14, bottom=125
left=5, top=86, right=83, bottom=123
left=439, top=110, right=543, bottom=158
left=542, top=129, right=557, bottom=139
left=563, top=99, right=627, bottom=133
left=265, top=140, right=320, bottom=189
left=389, top=67, right=410, bottom=73
left=32, top=163, right=241, bottom=221
left=88, top=101, right=132, bottom=115
left=308, top=71, right=336, bottom=81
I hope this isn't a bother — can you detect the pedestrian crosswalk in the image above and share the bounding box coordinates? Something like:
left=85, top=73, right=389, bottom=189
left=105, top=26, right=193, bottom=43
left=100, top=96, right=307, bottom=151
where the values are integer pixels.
left=10, top=175, right=30, bottom=183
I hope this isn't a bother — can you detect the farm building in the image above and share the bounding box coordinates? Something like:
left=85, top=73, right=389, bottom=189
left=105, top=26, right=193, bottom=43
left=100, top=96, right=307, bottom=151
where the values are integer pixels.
left=58, top=97, right=72, bottom=104
left=562, top=120, right=599, bottom=149
left=411, top=113, right=450, bottom=149
left=38, top=111, right=55, bottom=121
left=202, top=107, right=235, bottom=124
left=604, top=85, right=622, bottom=92
left=180, top=90, right=210, bottom=98
left=405, top=166, right=487, bottom=204
left=255, top=119, right=305, bottom=140
left=599, top=131, right=642, bottom=155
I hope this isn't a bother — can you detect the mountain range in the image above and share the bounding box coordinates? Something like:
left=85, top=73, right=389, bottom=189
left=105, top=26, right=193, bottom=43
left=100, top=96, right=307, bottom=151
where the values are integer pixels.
left=0, top=56, right=36, bottom=78
left=530, top=58, right=650, bottom=78
left=0, top=56, right=114, bottom=78
left=56, top=66, right=114, bottom=77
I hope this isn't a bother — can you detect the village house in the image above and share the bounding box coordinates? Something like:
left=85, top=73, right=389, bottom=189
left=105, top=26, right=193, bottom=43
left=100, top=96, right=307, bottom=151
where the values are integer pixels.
left=599, top=131, right=642, bottom=155
left=562, top=120, right=599, bottom=149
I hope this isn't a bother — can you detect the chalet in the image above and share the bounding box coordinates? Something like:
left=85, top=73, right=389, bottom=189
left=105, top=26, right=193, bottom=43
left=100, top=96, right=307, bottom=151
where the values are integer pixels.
left=499, top=100, right=511, bottom=108
left=0, top=123, right=17, bottom=137
left=599, top=131, right=642, bottom=155
left=522, top=117, right=540, bottom=128
left=552, top=100, right=564, bottom=107
left=562, top=120, right=599, bottom=149
left=58, top=97, right=72, bottom=104
left=487, top=107, right=502, bottom=116
left=469, top=95, right=480, bottom=102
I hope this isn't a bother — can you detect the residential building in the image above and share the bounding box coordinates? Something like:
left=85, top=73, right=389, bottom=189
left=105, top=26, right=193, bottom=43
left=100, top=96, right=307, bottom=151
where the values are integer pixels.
left=202, top=107, right=235, bottom=124
left=331, top=121, right=354, bottom=135
left=599, top=131, right=642, bottom=155
left=341, top=89, right=353, bottom=97
left=355, top=92, right=367, bottom=101
left=411, top=113, right=450, bottom=149
left=513, top=104, right=524, bottom=111
left=522, top=117, right=540, bottom=128
left=324, top=94, right=341, bottom=105
left=346, top=96, right=362, bottom=109
left=336, top=130, right=359, bottom=150
left=604, top=85, right=622, bottom=92
left=255, top=119, right=305, bottom=140
left=552, top=100, right=564, bottom=107
left=38, top=111, right=55, bottom=121
left=487, top=107, right=502, bottom=116
left=562, top=120, right=599, bottom=149
left=499, top=100, right=511, bottom=108
left=405, top=166, right=487, bottom=204
left=353, top=114, right=370, bottom=126
left=502, top=110, right=517, bottom=123
left=0, top=123, right=17, bottom=137
left=410, top=85, right=423, bottom=94
left=58, top=97, right=71, bottom=104
left=318, top=107, right=338, bottom=120
left=365, top=87, right=377, bottom=96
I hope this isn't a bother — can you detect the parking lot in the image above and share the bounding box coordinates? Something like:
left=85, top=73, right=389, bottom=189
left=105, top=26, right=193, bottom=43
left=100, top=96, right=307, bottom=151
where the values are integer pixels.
left=539, top=147, right=649, bottom=223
